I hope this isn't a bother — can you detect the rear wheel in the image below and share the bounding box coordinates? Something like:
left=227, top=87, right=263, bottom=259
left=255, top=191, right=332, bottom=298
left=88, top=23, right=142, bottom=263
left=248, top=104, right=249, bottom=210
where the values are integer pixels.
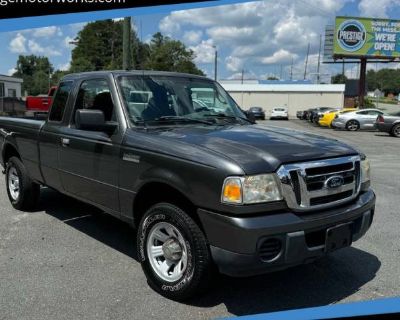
left=346, top=120, right=360, bottom=131
left=137, top=203, right=213, bottom=301
left=390, top=124, right=400, bottom=137
left=5, top=156, right=40, bottom=211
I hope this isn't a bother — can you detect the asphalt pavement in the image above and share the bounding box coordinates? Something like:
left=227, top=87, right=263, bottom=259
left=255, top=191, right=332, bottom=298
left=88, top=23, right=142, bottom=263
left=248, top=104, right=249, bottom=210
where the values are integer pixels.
left=0, top=119, right=399, bottom=320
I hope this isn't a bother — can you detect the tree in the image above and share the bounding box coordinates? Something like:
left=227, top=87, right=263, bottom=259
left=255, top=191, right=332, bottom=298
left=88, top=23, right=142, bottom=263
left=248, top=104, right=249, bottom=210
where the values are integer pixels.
left=367, top=68, right=400, bottom=95
left=331, top=73, right=347, bottom=84
left=267, top=76, right=278, bottom=80
left=143, top=32, right=204, bottom=75
left=12, top=55, right=53, bottom=95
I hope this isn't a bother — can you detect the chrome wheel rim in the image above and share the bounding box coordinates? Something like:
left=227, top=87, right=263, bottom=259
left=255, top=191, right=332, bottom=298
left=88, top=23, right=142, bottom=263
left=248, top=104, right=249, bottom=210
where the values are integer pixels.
left=347, top=121, right=358, bottom=131
left=146, top=222, right=188, bottom=282
left=8, top=166, right=20, bottom=201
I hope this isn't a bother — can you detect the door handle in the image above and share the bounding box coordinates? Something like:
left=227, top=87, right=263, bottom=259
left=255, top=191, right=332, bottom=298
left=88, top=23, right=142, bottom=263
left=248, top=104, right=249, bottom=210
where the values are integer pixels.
left=61, top=138, right=70, bottom=147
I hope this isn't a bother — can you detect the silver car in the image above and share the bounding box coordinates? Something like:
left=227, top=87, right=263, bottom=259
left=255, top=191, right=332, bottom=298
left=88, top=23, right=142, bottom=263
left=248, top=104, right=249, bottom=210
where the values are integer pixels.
left=332, top=109, right=384, bottom=131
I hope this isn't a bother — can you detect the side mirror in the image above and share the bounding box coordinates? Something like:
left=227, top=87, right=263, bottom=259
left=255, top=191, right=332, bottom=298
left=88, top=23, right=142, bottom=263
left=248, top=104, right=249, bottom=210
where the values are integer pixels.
left=243, top=110, right=256, bottom=123
left=75, top=109, right=117, bottom=133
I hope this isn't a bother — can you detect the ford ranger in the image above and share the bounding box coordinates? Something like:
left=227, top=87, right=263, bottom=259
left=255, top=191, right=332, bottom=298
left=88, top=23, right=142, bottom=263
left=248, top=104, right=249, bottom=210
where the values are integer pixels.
left=0, top=71, right=375, bottom=300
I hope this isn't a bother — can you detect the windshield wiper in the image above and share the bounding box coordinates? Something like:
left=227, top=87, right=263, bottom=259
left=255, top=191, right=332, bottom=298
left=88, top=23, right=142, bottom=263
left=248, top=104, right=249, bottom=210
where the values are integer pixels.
left=153, top=116, right=214, bottom=125
left=203, top=113, right=252, bottom=124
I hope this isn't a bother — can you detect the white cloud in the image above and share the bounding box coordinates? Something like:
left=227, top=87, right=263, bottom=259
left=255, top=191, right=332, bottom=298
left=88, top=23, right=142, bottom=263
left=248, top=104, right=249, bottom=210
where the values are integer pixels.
left=225, top=56, right=244, bottom=72
left=9, top=33, right=27, bottom=53
left=58, top=62, right=70, bottom=71
left=159, top=0, right=353, bottom=79
left=189, top=39, right=215, bottom=64
left=28, top=39, right=61, bottom=56
left=358, top=0, right=396, bottom=18
left=8, top=68, right=16, bottom=76
left=32, top=26, right=62, bottom=38
left=261, top=49, right=298, bottom=64
left=183, top=30, right=203, bottom=44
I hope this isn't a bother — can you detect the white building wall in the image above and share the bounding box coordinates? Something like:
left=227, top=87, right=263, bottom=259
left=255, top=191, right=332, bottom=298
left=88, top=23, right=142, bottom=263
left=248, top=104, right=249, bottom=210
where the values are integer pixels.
left=221, top=84, right=345, bottom=118
left=0, top=75, right=23, bottom=98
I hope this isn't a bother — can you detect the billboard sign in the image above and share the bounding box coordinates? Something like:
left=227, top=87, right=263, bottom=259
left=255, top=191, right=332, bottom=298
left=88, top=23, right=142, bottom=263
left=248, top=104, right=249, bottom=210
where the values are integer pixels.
left=334, top=16, right=400, bottom=58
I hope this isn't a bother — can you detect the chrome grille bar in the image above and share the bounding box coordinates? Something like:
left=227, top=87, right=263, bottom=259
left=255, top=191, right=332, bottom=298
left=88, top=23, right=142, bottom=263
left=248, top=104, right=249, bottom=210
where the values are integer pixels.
left=277, top=156, right=361, bottom=212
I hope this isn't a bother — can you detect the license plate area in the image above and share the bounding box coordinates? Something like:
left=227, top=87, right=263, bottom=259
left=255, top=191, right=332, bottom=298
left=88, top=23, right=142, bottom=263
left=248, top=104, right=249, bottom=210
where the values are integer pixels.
left=325, top=222, right=353, bottom=253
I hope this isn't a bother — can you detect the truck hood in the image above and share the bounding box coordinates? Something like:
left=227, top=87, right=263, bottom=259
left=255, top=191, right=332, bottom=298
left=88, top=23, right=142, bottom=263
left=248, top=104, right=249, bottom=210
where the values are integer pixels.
left=128, top=124, right=358, bottom=174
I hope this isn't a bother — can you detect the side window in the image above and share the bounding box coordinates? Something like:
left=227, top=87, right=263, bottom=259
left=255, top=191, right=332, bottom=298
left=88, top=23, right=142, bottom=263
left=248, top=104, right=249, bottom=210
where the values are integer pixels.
left=73, top=79, right=115, bottom=123
left=356, top=111, right=368, bottom=115
left=367, top=110, right=382, bottom=115
left=49, top=81, right=73, bottom=122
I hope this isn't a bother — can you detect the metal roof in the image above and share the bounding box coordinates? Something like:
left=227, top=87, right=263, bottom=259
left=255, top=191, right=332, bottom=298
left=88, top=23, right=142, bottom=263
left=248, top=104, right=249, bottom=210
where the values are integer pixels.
left=220, top=83, right=345, bottom=93
left=0, top=74, right=23, bottom=83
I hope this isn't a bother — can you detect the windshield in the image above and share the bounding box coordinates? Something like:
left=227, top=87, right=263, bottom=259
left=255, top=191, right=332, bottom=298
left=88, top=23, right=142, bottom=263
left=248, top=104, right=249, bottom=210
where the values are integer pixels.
left=117, top=75, right=247, bottom=125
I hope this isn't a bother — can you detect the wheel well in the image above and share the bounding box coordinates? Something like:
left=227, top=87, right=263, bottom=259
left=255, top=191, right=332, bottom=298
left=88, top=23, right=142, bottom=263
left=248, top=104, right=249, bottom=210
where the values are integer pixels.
left=3, top=144, right=20, bottom=164
left=133, top=182, right=200, bottom=228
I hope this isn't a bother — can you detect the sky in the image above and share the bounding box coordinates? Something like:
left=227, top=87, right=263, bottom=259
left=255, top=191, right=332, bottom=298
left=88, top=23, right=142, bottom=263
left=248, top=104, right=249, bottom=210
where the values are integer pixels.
left=1, top=0, right=400, bottom=84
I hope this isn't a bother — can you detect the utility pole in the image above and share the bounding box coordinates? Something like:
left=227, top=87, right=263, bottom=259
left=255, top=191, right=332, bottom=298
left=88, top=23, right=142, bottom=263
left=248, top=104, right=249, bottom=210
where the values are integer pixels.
left=280, top=64, right=283, bottom=79
left=304, top=43, right=310, bottom=80
left=241, top=69, right=244, bottom=84
left=316, top=34, right=322, bottom=84
left=290, top=57, right=293, bottom=80
left=123, top=17, right=132, bottom=70
left=213, top=46, right=218, bottom=81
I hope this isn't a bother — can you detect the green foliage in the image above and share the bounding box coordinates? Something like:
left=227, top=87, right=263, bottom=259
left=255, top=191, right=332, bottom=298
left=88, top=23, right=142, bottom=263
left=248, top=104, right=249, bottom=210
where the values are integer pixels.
left=12, top=55, right=53, bottom=95
left=331, top=73, right=347, bottom=84
left=143, top=32, right=204, bottom=75
left=267, top=76, right=278, bottom=80
left=363, top=97, right=375, bottom=108
left=366, top=69, right=400, bottom=95
left=13, top=20, right=204, bottom=95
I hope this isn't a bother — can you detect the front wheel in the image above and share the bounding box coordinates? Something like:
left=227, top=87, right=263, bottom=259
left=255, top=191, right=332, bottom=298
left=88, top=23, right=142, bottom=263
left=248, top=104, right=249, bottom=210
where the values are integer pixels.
left=390, top=124, right=400, bottom=137
left=346, top=120, right=360, bottom=131
left=5, top=156, right=40, bottom=211
left=137, top=203, right=213, bottom=301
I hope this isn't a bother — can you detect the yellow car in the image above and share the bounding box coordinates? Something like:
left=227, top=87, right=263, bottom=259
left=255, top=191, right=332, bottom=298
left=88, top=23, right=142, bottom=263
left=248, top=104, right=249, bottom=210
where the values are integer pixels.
left=319, top=108, right=358, bottom=127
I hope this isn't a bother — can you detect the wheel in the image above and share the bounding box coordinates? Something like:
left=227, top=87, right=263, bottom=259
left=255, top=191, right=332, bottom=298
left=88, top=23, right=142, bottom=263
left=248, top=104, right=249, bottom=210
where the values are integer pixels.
left=137, top=203, right=213, bottom=301
left=390, top=123, right=400, bottom=137
left=346, top=120, right=360, bottom=131
left=5, top=156, right=40, bottom=211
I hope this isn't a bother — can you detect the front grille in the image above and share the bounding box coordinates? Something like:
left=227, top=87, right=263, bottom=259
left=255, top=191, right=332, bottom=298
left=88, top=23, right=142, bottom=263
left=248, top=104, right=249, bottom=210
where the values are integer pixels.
left=277, top=156, right=361, bottom=211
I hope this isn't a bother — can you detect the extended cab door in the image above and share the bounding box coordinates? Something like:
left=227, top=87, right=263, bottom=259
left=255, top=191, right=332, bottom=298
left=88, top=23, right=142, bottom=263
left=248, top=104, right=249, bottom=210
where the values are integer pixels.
left=58, top=77, right=123, bottom=214
left=40, top=81, right=74, bottom=191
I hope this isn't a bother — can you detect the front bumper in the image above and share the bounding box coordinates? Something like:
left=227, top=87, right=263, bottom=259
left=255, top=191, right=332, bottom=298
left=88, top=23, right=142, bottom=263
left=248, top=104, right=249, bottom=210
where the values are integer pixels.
left=331, top=120, right=346, bottom=129
left=198, top=189, right=375, bottom=277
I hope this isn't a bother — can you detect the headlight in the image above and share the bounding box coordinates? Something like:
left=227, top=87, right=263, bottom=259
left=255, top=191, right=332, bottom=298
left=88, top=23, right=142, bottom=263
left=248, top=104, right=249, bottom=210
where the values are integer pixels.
left=361, top=158, right=370, bottom=184
left=222, top=174, right=282, bottom=204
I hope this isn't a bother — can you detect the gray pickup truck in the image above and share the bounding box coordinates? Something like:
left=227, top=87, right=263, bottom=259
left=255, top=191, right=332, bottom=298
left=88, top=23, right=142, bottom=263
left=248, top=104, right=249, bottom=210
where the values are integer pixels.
left=0, top=71, right=375, bottom=300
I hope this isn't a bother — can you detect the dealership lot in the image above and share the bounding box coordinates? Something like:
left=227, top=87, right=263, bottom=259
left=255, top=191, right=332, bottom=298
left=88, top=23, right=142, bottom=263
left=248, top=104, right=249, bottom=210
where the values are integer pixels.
left=0, top=119, right=399, bottom=320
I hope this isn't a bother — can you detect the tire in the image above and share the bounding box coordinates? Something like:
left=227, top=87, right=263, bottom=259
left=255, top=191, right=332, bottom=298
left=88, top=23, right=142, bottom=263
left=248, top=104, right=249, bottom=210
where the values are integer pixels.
left=5, top=156, right=40, bottom=211
left=137, top=203, right=213, bottom=301
left=346, top=120, right=360, bottom=131
left=390, top=123, right=400, bottom=137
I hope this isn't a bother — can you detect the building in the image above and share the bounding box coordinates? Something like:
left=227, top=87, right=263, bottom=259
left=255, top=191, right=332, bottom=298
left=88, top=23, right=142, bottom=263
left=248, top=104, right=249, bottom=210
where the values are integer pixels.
left=220, top=82, right=345, bottom=118
left=0, top=74, right=23, bottom=98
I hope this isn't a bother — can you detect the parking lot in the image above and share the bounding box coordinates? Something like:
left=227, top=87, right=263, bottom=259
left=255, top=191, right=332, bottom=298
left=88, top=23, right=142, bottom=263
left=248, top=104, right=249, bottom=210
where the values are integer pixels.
left=0, top=119, right=399, bottom=320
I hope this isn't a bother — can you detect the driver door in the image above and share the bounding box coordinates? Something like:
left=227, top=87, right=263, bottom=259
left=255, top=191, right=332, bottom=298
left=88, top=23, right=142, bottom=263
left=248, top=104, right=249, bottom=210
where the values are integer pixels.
left=58, top=78, right=122, bottom=213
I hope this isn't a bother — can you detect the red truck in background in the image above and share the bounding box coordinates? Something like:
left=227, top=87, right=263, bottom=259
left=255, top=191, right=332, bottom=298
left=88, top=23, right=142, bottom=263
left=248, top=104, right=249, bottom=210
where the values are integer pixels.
left=25, top=86, right=57, bottom=117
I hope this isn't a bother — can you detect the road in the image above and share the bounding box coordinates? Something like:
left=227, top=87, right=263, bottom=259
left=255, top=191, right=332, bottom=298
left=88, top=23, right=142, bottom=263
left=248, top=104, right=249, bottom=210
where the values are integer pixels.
left=0, top=120, right=399, bottom=320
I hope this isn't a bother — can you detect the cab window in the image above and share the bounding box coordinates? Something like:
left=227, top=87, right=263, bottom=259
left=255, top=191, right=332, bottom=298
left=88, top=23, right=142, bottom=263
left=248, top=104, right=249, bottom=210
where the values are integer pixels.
left=49, top=81, right=73, bottom=122
left=72, top=79, right=115, bottom=123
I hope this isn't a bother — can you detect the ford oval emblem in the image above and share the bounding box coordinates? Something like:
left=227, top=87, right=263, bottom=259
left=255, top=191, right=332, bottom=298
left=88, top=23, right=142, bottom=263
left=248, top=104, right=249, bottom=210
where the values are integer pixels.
left=326, top=176, right=344, bottom=189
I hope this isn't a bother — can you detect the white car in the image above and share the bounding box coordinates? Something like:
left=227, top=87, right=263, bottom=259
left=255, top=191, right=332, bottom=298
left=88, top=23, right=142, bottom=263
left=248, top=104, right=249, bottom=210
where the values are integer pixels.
left=270, top=107, right=288, bottom=120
